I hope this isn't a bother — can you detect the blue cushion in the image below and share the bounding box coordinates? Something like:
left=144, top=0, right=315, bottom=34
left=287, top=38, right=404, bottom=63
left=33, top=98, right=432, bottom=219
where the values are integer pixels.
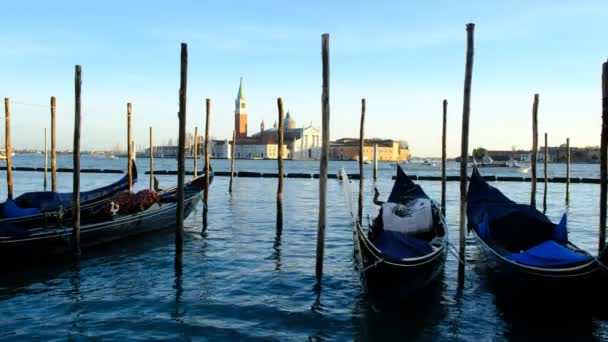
left=507, top=240, right=592, bottom=267
left=2, top=198, right=41, bottom=218
left=374, top=230, right=433, bottom=260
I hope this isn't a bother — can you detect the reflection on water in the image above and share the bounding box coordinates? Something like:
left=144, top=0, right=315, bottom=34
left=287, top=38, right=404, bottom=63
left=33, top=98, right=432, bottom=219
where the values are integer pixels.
left=0, top=156, right=607, bottom=340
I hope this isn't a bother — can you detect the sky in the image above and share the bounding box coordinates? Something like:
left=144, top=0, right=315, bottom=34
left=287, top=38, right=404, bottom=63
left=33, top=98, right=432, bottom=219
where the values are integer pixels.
left=1, top=0, right=607, bottom=158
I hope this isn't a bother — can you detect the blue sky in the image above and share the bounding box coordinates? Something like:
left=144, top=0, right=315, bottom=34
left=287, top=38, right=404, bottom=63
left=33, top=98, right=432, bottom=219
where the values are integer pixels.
left=1, top=0, right=607, bottom=157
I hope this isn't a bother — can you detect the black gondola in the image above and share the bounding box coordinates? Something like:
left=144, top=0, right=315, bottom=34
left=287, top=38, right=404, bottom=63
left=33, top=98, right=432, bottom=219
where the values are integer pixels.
left=0, top=162, right=138, bottom=229
left=466, top=167, right=604, bottom=286
left=0, top=170, right=212, bottom=264
left=349, top=165, right=447, bottom=304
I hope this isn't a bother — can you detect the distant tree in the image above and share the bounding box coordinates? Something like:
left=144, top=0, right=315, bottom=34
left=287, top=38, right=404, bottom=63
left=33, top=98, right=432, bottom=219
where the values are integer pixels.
left=168, top=138, right=174, bottom=146
left=472, top=147, right=488, bottom=160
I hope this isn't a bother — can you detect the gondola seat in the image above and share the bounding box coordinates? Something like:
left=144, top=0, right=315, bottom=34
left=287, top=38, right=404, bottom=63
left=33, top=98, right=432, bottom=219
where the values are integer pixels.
left=1, top=199, right=41, bottom=218
left=507, top=240, right=593, bottom=267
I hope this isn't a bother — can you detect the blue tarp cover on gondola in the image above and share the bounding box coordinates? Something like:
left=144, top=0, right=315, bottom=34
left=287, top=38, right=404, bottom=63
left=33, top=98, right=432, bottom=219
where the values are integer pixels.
left=467, top=168, right=591, bottom=267
left=372, top=166, right=434, bottom=259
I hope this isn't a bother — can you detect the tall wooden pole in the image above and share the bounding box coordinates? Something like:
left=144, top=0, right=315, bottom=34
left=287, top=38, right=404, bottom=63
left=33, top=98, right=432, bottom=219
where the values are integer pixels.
left=51, top=96, right=57, bottom=192
left=277, top=98, right=285, bottom=231
left=373, top=144, right=378, bottom=181
left=72, top=65, right=82, bottom=256
left=531, top=94, right=539, bottom=208
left=358, top=98, right=366, bottom=224
left=316, top=33, right=330, bottom=287
left=4, top=98, right=13, bottom=199
left=229, top=130, right=236, bottom=193
left=543, top=132, right=548, bottom=213
left=203, top=98, right=211, bottom=231
left=176, top=43, right=187, bottom=253
left=127, top=103, right=133, bottom=191
left=44, top=128, right=48, bottom=190
left=442, top=99, right=447, bottom=215
left=149, top=126, right=154, bottom=190
left=459, top=23, right=475, bottom=264
left=193, top=126, right=198, bottom=177
left=566, top=137, right=570, bottom=204
left=600, top=61, right=608, bottom=252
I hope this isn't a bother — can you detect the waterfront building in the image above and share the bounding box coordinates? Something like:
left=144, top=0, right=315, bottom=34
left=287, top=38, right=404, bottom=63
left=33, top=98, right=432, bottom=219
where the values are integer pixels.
left=329, top=138, right=409, bottom=162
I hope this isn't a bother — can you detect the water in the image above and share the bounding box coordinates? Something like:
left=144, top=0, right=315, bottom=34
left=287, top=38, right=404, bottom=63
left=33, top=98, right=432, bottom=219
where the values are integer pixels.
left=0, top=155, right=606, bottom=341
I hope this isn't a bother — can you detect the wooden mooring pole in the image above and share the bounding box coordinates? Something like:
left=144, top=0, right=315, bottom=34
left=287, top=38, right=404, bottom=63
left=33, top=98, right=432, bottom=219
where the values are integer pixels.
left=44, top=128, right=48, bottom=190
left=600, top=61, right=608, bottom=252
left=373, top=144, right=378, bottom=181
left=149, top=126, right=154, bottom=190
left=193, top=126, right=198, bottom=177
left=51, top=96, right=57, bottom=192
left=72, top=65, right=82, bottom=256
left=316, top=33, right=330, bottom=288
left=531, top=94, right=539, bottom=208
left=229, top=130, right=236, bottom=193
left=459, top=23, right=475, bottom=266
left=442, top=99, right=447, bottom=215
left=543, top=132, right=548, bottom=213
left=203, top=98, right=211, bottom=231
left=127, top=103, right=133, bottom=191
left=277, top=98, right=285, bottom=231
left=566, top=137, right=570, bottom=204
left=4, top=98, right=13, bottom=199
left=176, top=43, right=188, bottom=253
left=358, top=98, right=366, bottom=224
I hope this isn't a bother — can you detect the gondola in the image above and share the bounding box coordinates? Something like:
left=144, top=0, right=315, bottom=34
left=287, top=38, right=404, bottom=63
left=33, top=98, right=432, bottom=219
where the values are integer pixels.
left=0, top=170, right=213, bottom=264
left=0, top=162, right=138, bottom=229
left=466, top=167, right=603, bottom=286
left=349, top=165, right=447, bottom=304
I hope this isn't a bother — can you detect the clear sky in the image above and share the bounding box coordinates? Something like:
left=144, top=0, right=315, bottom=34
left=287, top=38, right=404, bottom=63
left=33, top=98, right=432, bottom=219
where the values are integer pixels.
left=1, top=0, right=607, bottom=157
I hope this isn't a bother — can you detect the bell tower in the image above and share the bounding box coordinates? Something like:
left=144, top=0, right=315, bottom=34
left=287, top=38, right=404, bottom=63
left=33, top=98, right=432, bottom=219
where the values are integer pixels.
left=235, top=77, right=248, bottom=138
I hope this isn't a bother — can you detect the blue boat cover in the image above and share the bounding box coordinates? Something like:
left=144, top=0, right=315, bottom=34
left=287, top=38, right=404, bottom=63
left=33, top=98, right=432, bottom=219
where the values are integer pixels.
left=371, top=165, right=435, bottom=259
left=507, top=240, right=592, bottom=267
left=1, top=199, right=41, bottom=218
left=467, top=168, right=591, bottom=267
left=374, top=230, right=433, bottom=260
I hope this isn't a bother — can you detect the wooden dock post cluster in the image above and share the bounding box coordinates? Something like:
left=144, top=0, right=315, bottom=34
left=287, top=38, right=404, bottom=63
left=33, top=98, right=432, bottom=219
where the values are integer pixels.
left=176, top=43, right=188, bottom=253
left=72, top=65, right=82, bottom=256
left=277, top=98, right=285, bottom=231
left=51, top=96, right=57, bottom=192
left=203, top=98, right=211, bottom=231
left=4, top=98, right=13, bottom=199
left=358, top=98, right=366, bottom=225
left=44, top=128, right=48, bottom=190
left=193, top=127, right=199, bottom=177
left=530, top=94, right=539, bottom=208
left=459, top=23, right=475, bottom=265
left=600, top=60, right=608, bottom=252
left=149, top=126, right=154, bottom=190
left=316, top=33, right=330, bottom=288
left=373, top=144, right=378, bottom=181
left=566, top=137, right=570, bottom=204
left=442, top=99, right=447, bottom=215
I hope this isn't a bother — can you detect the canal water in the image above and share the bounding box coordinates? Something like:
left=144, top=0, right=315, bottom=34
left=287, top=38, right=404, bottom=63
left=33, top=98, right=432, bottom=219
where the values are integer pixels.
left=0, top=155, right=606, bottom=341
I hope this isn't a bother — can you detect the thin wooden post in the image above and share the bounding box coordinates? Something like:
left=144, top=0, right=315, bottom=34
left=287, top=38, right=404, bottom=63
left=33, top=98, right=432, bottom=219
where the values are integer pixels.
left=566, top=137, right=570, bottom=204
left=44, top=128, right=48, bottom=190
left=176, top=43, right=187, bottom=253
left=4, top=98, right=13, bottom=199
left=51, top=96, right=57, bottom=192
left=127, top=103, right=133, bottom=191
left=358, top=98, right=366, bottom=224
left=203, top=98, right=211, bottom=231
left=531, top=94, right=539, bottom=208
left=459, top=23, right=475, bottom=265
left=72, top=65, right=82, bottom=256
left=316, top=33, right=330, bottom=287
left=229, top=130, right=236, bottom=193
left=277, top=98, right=285, bottom=231
left=149, top=126, right=154, bottom=190
left=543, top=132, right=548, bottom=213
left=193, top=126, right=198, bottom=177
left=442, top=99, right=447, bottom=215
left=600, top=61, right=608, bottom=252
left=373, top=144, right=378, bottom=181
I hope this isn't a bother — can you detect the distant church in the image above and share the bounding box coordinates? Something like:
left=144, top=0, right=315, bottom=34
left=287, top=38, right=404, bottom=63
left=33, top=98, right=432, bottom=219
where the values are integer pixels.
left=232, top=78, right=321, bottom=160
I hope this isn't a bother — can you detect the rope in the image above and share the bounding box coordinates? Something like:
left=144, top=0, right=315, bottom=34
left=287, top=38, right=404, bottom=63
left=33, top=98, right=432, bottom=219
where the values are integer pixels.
left=446, top=240, right=465, bottom=265
left=361, top=257, right=384, bottom=272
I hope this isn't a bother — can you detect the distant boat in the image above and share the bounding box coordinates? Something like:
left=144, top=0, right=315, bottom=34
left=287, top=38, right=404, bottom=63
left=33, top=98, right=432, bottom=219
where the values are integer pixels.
left=0, top=149, right=15, bottom=161
left=474, top=156, right=529, bottom=173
